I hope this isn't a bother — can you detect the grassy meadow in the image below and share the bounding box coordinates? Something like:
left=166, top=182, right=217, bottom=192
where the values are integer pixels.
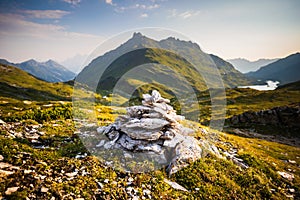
left=0, top=64, right=299, bottom=199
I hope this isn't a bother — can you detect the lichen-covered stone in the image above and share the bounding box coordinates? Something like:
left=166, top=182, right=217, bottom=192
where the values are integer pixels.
left=96, top=90, right=218, bottom=175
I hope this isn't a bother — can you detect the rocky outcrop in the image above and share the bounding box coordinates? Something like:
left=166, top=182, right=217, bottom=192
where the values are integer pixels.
left=229, top=104, right=300, bottom=127
left=97, top=90, right=210, bottom=175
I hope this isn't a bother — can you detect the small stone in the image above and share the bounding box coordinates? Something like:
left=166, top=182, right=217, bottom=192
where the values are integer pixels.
left=5, top=187, right=19, bottom=195
left=0, top=155, right=3, bottom=161
left=288, top=160, right=296, bottom=164
left=160, top=130, right=175, bottom=140
left=0, top=169, right=14, bottom=176
left=106, top=130, right=120, bottom=140
left=0, top=162, right=12, bottom=169
left=277, top=171, right=294, bottom=181
left=66, top=171, right=78, bottom=177
left=24, top=169, right=34, bottom=174
left=128, top=177, right=134, bottom=182
left=167, top=136, right=203, bottom=175
left=285, top=194, right=294, bottom=198
left=289, top=188, right=295, bottom=193
left=164, top=178, right=188, bottom=192
left=143, top=189, right=151, bottom=195
left=40, top=175, right=46, bottom=180
left=41, top=187, right=49, bottom=193
left=96, top=140, right=106, bottom=147
left=104, top=179, right=109, bottom=183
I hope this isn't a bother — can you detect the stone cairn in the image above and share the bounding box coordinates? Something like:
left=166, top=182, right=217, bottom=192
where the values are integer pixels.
left=97, top=90, right=204, bottom=175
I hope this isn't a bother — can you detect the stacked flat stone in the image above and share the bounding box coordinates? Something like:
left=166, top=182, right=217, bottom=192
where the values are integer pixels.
left=97, top=90, right=203, bottom=175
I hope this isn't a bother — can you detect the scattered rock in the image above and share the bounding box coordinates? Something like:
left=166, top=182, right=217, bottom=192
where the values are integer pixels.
left=289, top=188, right=295, bottom=193
left=229, top=104, right=300, bottom=127
left=103, top=179, right=109, bottom=183
left=277, top=171, right=294, bottom=181
left=0, top=169, right=14, bottom=177
left=0, top=155, right=3, bottom=161
left=288, top=160, right=296, bottom=164
left=5, top=187, right=19, bottom=195
left=164, top=178, right=188, bottom=192
left=41, top=187, right=49, bottom=193
left=285, top=194, right=294, bottom=198
left=65, top=171, right=78, bottom=178
left=23, top=100, right=32, bottom=105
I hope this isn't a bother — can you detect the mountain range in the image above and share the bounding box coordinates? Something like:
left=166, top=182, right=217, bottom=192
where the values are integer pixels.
left=0, top=59, right=75, bottom=82
left=60, top=54, right=87, bottom=74
left=77, top=32, right=252, bottom=98
left=246, top=52, right=300, bottom=85
left=227, top=58, right=278, bottom=73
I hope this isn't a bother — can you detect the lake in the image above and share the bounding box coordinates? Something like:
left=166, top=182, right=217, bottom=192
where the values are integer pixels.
left=238, top=80, right=280, bottom=91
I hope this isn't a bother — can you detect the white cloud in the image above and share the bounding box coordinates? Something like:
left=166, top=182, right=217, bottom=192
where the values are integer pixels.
left=0, top=13, right=103, bottom=62
left=135, top=3, right=159, bottom=10
left=140, top=13, right=148, bottom=18
left=114, top=3, right=160, bottom=13
left=105, top=0, right=114, bottom=5
left=62, top=0, right=81, bottom=5
left=169, top=9, right=201, bottom=19
left=21, top=10, right=71, bottom=19
left=169, top=9, right=177, bottom=17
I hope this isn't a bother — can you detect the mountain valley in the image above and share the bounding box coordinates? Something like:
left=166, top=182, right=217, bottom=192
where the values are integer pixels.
left=0, top=34, right=299, bottom=199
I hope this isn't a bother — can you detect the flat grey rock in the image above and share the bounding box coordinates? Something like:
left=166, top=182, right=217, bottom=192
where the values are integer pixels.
left=96, top=90, right=219, bottom=175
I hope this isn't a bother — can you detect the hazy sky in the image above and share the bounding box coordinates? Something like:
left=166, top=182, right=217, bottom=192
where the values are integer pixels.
left=0, top=0, right=299, bottom=64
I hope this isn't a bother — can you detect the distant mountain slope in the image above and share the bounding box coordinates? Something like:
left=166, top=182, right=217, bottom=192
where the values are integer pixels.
left=77, top=33, right=252, bottom=97
left=246, top=53, right=300, bottom=85
left=227, top=58, right=278, bottom=73
left=0, top=64, right=72, bottom=101
left=277, top=80, right=300, bottom=91
left=60, top=54, right=87, bottom=74
left=0, top=59, right=75, bottom=82
left=209, top=55, right=253, bottom=86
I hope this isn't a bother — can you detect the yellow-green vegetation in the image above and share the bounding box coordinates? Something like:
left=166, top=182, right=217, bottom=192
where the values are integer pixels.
left=225, top=87, right=300, bottom=118
left=1, top=102, right=72, bottom=123
left=192, top=86, right=300, bottom=125
left=1, top=62, right=300, bottom=199
left=0, top=64, right=73, bottom=101
left=0, top=101, right=299, bottom=199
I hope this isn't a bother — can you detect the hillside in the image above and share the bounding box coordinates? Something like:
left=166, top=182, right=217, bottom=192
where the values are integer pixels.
left=0, top=64, right=72, bottom=101
left=278, top=80, right=300, bottom=91
left=0, top=59, right=75, bottom=82
left=0, top=63, right=299, bottom=199
left=77, top=33, right=252, bottom=97
left=0, top=99, right=299, bottom=199
left=227, top=58, right=278, bottom=73
left=210, top=54, right=253, bottom=86
left=246, top=53, right=300, bottom=85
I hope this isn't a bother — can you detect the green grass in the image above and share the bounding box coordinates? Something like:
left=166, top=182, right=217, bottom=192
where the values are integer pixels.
left=1, top=63, right=300, bottom=198
left=0, top=101, right=299, bottom=199
left=0, top=64, right=73, bottom=101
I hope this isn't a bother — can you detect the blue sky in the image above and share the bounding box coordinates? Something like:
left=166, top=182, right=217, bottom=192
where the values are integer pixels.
left=0, top=0, right=299, bottom=64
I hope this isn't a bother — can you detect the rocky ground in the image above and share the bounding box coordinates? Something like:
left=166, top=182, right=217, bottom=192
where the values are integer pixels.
left=0, top=92, right=299, bottom=199
left=0, top=117, right=299, bottom=199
